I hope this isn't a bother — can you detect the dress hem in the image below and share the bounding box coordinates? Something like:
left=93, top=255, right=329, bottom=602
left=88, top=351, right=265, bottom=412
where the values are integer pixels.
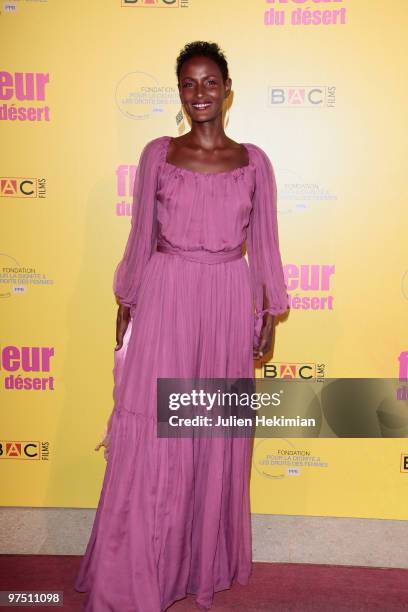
left=162, top=571, right=252, bottom=611
left=74, top=573, right=252, bottom=612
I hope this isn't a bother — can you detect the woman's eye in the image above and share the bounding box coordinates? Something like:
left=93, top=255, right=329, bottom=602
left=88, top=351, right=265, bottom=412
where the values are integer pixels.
left=181, top=80, right=216, bottom=88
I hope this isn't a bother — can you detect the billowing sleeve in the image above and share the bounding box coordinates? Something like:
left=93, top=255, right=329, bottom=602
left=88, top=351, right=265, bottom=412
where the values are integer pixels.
left=246, top=144, right=290, bottom=347
left=113, top=139, right=159, bottom=310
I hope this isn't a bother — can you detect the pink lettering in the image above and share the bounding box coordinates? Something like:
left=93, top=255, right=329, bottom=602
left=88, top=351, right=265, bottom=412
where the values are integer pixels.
left=399, top=352, right=408, bottom=381
left=288, top=295, right=334, bottom=310
left=0, top=71, right=49, bottom=101
left=284, top=264, right=335, bottom=291
left=1, top=346, right=55, bottom=372
left=4, top=374, right=55, bottom=390
left=1, top=346, right=20, bottom=371
left=116, top=164, right=137, bottom=198
left=21, top=347, right=40, bottom=372
left=267, top=0, right=343, bottom=4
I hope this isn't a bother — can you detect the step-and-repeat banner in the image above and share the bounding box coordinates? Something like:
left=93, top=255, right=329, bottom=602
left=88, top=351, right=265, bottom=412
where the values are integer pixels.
left=1, top=0, right=408, bottom=519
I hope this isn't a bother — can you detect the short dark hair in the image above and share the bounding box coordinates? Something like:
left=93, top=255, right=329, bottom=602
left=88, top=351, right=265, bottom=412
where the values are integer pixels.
left=175, top=41, right=229, bottom=83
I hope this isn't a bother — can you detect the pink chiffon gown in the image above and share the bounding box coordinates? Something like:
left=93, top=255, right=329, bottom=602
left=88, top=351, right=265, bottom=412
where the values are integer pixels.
left=74, top=135, right=289, bottom=611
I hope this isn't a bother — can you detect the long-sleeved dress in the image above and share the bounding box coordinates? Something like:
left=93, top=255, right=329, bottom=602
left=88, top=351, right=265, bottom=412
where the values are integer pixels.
left=74, top=135, right=289, bottom=611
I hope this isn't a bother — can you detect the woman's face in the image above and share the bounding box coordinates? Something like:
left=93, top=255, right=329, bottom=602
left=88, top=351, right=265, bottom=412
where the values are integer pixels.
left=178, top=55, right=231, bottom=124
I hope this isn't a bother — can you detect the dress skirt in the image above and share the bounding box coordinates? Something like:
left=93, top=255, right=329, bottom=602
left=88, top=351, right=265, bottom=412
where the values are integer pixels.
left=74, top=250, right=255, bottom=611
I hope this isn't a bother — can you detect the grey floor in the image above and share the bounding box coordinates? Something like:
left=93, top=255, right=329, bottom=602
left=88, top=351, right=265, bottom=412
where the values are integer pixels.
left=1, top=508, right=407, bottom=569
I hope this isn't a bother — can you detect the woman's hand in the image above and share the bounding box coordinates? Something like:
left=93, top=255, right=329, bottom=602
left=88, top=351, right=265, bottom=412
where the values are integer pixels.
left=115, top=303, right=131, bottom=351
left=95, top=427, right=109, bottom=462
left=253, top=313, right=274, bottom=360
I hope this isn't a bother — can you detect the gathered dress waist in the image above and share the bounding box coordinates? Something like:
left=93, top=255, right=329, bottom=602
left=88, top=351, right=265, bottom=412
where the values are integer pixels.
left=156, top=242, right=243, bottom=265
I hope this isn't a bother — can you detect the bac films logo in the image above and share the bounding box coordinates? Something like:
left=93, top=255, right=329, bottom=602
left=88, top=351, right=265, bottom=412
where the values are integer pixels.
left=0, top=440, right=49, bottom=460
left=264, top=362, right=325, bottom=381
left=269, top=86, right=336, bottom=108
left=0, top=177, right=46, bottom=198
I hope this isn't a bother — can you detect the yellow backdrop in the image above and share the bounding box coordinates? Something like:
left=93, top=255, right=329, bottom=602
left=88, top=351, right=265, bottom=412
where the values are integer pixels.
left=1, top=0, right=408, bottom=519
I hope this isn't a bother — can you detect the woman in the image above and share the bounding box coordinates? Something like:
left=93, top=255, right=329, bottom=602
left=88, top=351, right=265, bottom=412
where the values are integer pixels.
left=74, top=40, right=289, bottom=611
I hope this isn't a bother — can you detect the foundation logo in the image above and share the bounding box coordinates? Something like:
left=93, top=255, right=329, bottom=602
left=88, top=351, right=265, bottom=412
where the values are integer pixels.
left=0, top=177, right=46, bottom=198
left=0, top=440, right=49, bottom=460
left=115, top=71, right=179, bottom=120
left=264, top=362, right=325, bottom=381
left=0, top=254, right=54, bottom=299
left=283, top=263, right=335, bottom=311
left=0, top=71, right=51, bottom=122
left=253, top=438, right=328, bottom=480
left=264, top=1, right=347, bottom=28
left=1, top=345, right=55, bottom=391
left=2, top=0, right=48, bottom=10
left=277, top=167, right=337, bottom=215
left=121, top=0, right=188, bottom=7
left=116, top=164, right=137, bottom=216
left=268, top=86, right=336, bottom=108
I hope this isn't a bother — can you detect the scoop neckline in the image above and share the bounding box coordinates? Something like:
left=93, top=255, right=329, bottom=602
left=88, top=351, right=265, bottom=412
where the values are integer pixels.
left=162, top=135, right=252, bottom=177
